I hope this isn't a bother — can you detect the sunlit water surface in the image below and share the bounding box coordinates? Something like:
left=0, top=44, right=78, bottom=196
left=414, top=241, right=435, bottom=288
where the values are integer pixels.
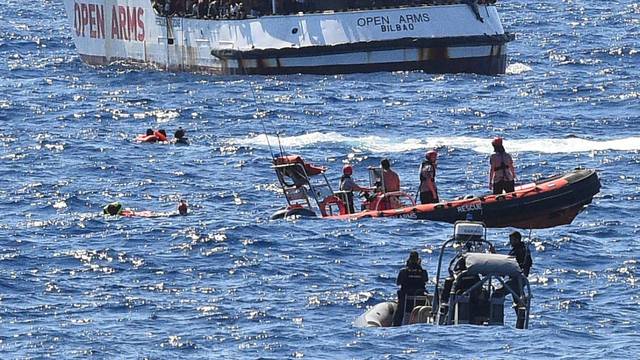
left=0, top=0, right=639, bottom=358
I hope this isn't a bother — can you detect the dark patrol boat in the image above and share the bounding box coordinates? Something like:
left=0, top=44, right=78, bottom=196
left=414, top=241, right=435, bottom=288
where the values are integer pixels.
left=354, top=221, right=532, bottom=329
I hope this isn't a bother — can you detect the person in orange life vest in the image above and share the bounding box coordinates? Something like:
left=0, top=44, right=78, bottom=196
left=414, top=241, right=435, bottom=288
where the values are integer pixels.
left=339, top=164, right=371, bottom=213
left=136, top=129, right=157, bottom=143
left=489, top=137, right=516, bottom=194
left=419, top=150, right=439, bottom=204
left=380, top=158, right=400, bottom=192
left=392, top=251, right=428, bottom=326
left=154, top=129, right=168, bottom=142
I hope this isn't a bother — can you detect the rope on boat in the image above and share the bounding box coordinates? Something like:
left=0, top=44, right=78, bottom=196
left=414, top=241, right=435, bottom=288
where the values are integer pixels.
left=237, top=52, right=277, bottom=159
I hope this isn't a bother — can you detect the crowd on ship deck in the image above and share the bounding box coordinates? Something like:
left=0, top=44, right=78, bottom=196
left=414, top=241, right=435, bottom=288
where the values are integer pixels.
left=150, top=0, right=497, bottom=19
left=152, top=0, right=254, bottom=19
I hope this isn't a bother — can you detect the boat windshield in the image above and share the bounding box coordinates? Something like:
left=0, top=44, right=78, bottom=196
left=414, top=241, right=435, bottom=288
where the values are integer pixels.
left=150, top=0, right=492, bottom=19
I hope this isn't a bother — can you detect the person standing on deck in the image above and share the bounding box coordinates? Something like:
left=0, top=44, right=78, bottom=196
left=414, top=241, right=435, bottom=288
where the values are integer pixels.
left=381, top=159, right=400, bottom=192
left=419, top=150, right=439, bottom=204
left=339, top=165, right=371, bottom=213
left=392, top=251, right=428, bottom=327
left=489, top=137, right=516, bottom=194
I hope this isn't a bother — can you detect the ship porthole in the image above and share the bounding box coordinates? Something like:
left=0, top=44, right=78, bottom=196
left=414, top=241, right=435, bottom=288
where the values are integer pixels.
left=291, top=27, right=298, bottom=34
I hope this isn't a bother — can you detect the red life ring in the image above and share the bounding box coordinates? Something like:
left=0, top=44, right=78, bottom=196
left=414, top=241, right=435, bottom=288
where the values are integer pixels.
left=319, top=195, right=347, bottom=217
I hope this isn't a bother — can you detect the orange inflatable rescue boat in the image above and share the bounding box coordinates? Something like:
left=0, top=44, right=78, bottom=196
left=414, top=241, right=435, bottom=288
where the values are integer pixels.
left=270, top=155, right=601, bottom=229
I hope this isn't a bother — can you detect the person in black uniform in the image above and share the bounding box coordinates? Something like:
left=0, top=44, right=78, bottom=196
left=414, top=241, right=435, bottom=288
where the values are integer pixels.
left=494, top=231, right=533, bottom=307
left=509, top=231, right=532, bottom=277
left=507, top=231, right=532, bottom=326
left=392, top=251, right=428, bottom=326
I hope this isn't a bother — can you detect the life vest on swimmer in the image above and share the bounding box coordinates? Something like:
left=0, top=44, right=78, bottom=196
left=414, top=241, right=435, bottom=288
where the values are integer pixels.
left=273, top=155, right=325, bottom=176
left=318, top=195, right=347, bottom=217
left=153, top=130, right=167, bottom=142
left=120, top=209, right=135, bottom=217
left=136, top=134, right=157, bottom=143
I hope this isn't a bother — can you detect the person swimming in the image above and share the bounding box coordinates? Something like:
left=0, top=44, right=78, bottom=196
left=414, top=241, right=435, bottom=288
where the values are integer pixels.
left=136, top=129, right=158, bottom=143
left=173, top=127, right=189, bottom=145
left=103, top=202, right=123, bottom=216
left=178, top=200, right=188, bottom=215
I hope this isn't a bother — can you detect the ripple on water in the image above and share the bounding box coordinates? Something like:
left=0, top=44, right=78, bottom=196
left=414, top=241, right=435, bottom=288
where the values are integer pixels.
left=1, top=0, right=640, bottom=357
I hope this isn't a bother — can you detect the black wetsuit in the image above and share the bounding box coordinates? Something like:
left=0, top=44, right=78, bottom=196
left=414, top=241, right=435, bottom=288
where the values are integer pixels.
left=509, top=242, right=532, bottom=277
left=175, top=137, right=189, bottom=145
left=504, top=241, right=532, bottom=309
left=392, top=264, right=428, bottom=326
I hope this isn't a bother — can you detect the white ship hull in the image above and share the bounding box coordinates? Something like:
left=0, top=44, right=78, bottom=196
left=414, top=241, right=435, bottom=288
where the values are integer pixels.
left=63, top=0, right=513, bottom=75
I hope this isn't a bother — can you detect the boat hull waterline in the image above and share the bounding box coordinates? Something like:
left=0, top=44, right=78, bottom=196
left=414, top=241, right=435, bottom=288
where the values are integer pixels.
left=339, top=169, right=600, bottom=229
left=63, top=0, right=512, bottom=75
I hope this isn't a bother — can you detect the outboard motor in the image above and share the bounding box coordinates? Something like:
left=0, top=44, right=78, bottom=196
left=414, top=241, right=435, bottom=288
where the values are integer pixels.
left=454, top=221, right=487, bottom=252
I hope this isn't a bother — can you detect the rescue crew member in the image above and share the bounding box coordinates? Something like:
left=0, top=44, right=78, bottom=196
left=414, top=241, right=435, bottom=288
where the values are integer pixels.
left=103, top=202, right=123, bottom=216
left=178, top=200, right=189, bottom=216
left=489, top=137, right=516, bottom=194
left=339, top=165, right=371, bottom=213
left=174, top=127, right=189, bottom=145
left=392, top=251, right=428, bottom=326
left=381, top=158, right=400, bottom=192
left=509, top=231, right=532, bottom=277
left=499, top=230, right=533, bottom=321
left=419, top=150, right=439, bottom=204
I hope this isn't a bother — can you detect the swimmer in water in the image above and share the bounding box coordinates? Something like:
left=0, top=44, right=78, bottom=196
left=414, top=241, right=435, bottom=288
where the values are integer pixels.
left=103, top=202, right=123, bottom=216
left=178, top=200, right=188, bottom=215
left=173, top=127, right=189, bottom=145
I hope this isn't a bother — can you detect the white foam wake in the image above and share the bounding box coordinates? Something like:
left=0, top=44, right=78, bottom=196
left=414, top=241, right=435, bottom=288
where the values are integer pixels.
left=232, top=132, right=640, bottom=154
left=506, top=63, right=533, bottom=75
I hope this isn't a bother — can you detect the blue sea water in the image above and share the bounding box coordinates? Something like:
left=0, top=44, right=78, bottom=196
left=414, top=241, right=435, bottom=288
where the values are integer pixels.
left=1, top=0, right=639, bottom=358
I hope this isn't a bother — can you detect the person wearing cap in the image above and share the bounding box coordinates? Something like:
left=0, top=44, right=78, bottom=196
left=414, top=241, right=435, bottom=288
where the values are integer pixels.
left=489, top=137, right=516, bottom=195
left=173, top=127, right=189, bottom=145
left=103, top=202, right=124, bottom=216
left=419, top=149, right=439, bottom=204
left=339, top=164, right=370, bottom=213
left=392, top=251, right=428, bottom=326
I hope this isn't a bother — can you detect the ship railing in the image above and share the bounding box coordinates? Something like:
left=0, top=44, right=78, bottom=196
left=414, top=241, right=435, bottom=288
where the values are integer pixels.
left=150, top=0, right=499, bottom=20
